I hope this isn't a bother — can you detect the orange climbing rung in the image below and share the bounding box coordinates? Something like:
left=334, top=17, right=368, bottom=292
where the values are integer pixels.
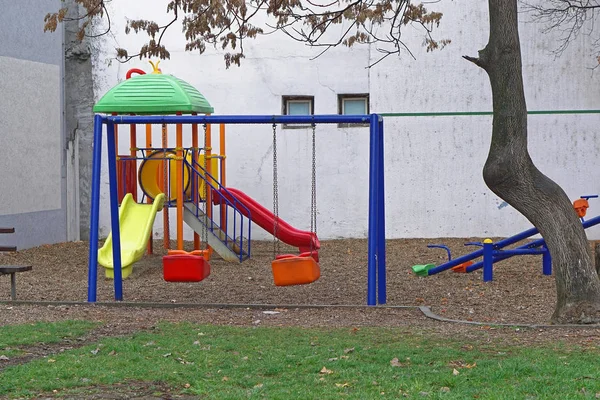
left=271, top=255, right=320, bottom=286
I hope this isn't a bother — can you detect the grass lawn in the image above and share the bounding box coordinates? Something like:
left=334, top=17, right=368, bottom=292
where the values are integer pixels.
left=0, top=321, right=598, bottom=399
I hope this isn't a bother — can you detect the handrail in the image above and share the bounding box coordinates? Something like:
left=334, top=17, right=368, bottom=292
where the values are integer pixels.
left=189, top=159, right=251, bottom=218
left=116, top=152, right=252, bottom=261
left=185, top=158, right=251, bottom=260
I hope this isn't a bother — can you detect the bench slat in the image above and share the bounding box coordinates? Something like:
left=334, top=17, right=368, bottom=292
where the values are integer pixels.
left=0, top=228, right=15, bottom=234
left=0, top=265, right=32, bottom=274
left=0, top=246, right=17, bottom=252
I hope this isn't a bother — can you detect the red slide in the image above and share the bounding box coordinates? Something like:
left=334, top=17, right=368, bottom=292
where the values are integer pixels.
left=215, top=187, right=320, bottom=252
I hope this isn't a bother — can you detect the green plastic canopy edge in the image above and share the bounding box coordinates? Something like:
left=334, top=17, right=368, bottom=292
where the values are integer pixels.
left=94, top=74, right=214, bottom=115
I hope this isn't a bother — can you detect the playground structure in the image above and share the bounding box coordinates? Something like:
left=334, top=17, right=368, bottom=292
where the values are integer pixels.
left=412, top=195, right=600, bottom=281
left=87, top=62, right=387, bottom=305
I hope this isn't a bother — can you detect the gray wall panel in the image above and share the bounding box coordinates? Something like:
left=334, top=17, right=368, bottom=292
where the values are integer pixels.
left=0, top=0, right=62, bottom=65
left=0, top=209, right=67, bottom=250
left=0, top=1, right=67, bottom=249
left=0, top=57, right=62, bottom=215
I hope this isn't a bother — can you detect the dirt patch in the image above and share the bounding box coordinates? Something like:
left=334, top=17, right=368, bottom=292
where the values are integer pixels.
left=28, top=380, right=197, bottom=400
left=0, top=238, right=599, bottom=346
left=0, top=321, right=147, bottom=372
left=0, top=238, right=561, bottom=324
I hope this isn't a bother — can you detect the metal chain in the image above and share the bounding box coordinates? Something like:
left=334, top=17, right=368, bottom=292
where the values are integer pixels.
left=202, top=124, right=209, bottom=249
left=272, top=123, right=280, bottom=256
left=310, top=123, right=317, bottom=248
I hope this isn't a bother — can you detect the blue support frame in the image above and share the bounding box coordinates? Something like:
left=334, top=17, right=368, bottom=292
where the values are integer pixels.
left=106, top=122, right=124, bottom=300
left=87, top=115, right=104, bottom=302
left=377, top=118, right=386, bottom=304
left=88, top=114, right=386, bottom=305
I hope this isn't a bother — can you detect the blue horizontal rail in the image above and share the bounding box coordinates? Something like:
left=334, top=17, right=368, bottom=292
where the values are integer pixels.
left=102, top=114, right=379, bottom=125
left=494, top=248, right=547, bottom=256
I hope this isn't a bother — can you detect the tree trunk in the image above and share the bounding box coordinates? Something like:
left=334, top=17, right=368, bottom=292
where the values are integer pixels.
left=465, top=0, right=600, bottom=324
left=595, top=242, right=600, bottom=276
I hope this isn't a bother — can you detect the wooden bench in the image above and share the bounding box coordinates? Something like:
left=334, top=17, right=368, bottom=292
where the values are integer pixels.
left=0, top=265, right=32, bottom=300
left=0, top=228, right=32, bottom=300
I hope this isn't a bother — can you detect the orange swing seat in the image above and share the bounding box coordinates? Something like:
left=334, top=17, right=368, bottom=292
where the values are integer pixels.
left=163, top=249, right=211, bottom=282
left=271, top=251, right=320, bottom=286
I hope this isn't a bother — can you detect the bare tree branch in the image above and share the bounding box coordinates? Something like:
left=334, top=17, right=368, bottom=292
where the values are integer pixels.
left=46, top=0, right=450, bottom=68
left=522, top=0, right=600, bottom=65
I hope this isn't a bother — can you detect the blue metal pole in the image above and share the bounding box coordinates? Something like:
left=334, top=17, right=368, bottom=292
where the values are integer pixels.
left=542, top=246, right=552, bottom=275
left=492, top=248, right=547, bottom=256
left=106, top=122, right=124, bottom=301
left=107, top=114, right=373, bottom=125
left=482, top=239, right=494, bottom=282
left=377, top=117, right=386, bottom=304
left=367, top=115, right=379, bottom=306
left=87, top=115, right=104, bottom=302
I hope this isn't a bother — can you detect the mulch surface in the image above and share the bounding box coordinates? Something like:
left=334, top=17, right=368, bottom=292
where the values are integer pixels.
left=0, top=238, right=599, bottom=346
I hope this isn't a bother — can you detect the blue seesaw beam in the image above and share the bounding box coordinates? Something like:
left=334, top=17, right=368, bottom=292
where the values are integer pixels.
left=425, top=214, right=600, bottom=276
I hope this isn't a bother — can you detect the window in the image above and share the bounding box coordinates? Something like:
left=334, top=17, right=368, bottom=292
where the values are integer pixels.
left=282, top=96, right=314, bottom=128
left=338, top=94, right=369, bottom=127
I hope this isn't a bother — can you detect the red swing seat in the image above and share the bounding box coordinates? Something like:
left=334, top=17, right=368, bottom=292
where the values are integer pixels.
left=272, top=251, right=320, bottom=286
left=163, top=249, right=211, bottom=282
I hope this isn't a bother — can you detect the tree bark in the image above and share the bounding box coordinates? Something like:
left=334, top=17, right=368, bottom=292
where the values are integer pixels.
left=465, top=0, right=600, bottom=324
left=595, top=242, right=600, bottom=276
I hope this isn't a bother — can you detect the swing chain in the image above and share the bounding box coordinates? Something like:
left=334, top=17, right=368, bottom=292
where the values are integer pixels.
left=310, top=123, right=317, bottom=240
left=272, top=123, right=280, bottom=256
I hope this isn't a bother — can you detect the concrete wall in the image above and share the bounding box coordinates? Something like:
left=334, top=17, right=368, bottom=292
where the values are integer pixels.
left=91, top=1, right=600, bottom=241
left=0, top=0, right=70, bottom=249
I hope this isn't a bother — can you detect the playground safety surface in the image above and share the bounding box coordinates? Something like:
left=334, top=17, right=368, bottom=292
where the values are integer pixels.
left=1, top=238, right=600, bottom=347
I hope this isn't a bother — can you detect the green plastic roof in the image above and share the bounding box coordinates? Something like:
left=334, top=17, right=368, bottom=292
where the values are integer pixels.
left=93, top=74, right=214, bottom=114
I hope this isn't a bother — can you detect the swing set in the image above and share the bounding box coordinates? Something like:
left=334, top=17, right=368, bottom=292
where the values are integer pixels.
left=88, top=65, right=387, bottom=306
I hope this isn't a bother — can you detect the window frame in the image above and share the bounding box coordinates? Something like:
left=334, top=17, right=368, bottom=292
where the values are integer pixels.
left=282, top=95, right=315, bottom=129
left=337, top=93, right=370, bottom=127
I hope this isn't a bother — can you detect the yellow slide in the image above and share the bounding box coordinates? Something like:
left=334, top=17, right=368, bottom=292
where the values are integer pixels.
left=98, top=193, right=166, bottom=279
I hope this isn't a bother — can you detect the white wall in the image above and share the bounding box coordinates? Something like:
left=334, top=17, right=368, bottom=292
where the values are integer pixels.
left=92, top=1, right=600, bottom=240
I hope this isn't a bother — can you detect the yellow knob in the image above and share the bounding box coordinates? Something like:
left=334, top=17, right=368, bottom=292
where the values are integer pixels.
left=483, top=239, right=493, bottom=244
left=149, top=60, right=162, bottom=74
